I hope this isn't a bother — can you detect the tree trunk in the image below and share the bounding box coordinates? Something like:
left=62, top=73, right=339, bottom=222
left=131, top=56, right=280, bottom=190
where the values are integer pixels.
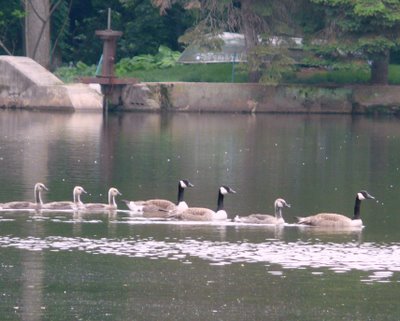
left=25, top=0, right=51, bottom=68
left=241, top=0, right=261, bottom=83
left=370, top=51, right=389, bottom=85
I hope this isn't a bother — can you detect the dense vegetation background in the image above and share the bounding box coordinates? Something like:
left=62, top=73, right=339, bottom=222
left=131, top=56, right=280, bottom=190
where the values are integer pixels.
left=1, top=0, right=400, bottom=84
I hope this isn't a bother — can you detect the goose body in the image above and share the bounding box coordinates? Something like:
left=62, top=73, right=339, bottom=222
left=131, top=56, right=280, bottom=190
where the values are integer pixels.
left=84, top=187, right=121, bottom=212
left=124, top=179, right=194, bottom=216
left=122, top=199, right=169, bottom=216
left=43, top=186, right=87, bottom=211
left=234, top=198, right=290, bottom=225
left=2, top=183, right=48, bottom=210
left=171, top=186, right=236, bottom=221
left=296, top=190, right=374, bottom=227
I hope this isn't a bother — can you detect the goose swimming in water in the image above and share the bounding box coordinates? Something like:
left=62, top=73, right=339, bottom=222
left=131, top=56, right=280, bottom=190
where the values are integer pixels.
left=234, top=198, right=291, bottom=225
left=170, top=186, right=236, bottom=221
left=43, top=186, right=87, bottom=211
left=123, top=179, right=194, bottom=215
left=2, top=182, right=48, bottom=210
left=83, top=187, right=121, bottom=212
left=296, top=190, right=375, bottom=227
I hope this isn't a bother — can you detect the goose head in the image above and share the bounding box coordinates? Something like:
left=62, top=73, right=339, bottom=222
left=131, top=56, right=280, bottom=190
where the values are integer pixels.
left=35, top=182, right=48, bottom=193
left=108, top=187, right=122, bottom=207
left=220, top=185, right=236, bottom=195
left=180, top=179, right=194, bottom=189
left=34, top=182, right=48, bottom=204
left=73, top=186, right=87, bottom=204
left=274, top=198, right=291, bottom=209
left=357, top=190, right=375, bottom=201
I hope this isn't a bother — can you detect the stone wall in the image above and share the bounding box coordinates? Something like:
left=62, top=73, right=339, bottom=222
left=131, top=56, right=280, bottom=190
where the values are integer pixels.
left=0, top=56, right=103, bottom=111
left=122, top=82, right=400, bottom=115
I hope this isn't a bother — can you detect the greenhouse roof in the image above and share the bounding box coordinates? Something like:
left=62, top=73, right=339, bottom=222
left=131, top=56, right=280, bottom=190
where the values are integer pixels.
left=178, top=33, right=246, bottom=64
left=178, top=32, right=303, bottom=64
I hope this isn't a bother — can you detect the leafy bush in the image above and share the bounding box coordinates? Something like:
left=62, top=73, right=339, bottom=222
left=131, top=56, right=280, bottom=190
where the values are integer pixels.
left=54, top=61, right=96, bottom=83
left=115, top=46, right=181, bottom=75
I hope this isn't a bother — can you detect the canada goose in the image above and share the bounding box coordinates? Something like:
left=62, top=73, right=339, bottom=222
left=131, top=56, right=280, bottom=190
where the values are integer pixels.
left=121, top=199, right=169, bottom=216
left=43, top=186, right=87, bottom=210
left=171, top=185, right=236, bottom=221
left=2, top=182, right=48, bottom=210
left=124, top=179, right=194, bottom=214
left=83, top=187, right=121, bottom=211
left=296, top=190, right=375, bottom=227
left=234, top=198, right=291, bottom=224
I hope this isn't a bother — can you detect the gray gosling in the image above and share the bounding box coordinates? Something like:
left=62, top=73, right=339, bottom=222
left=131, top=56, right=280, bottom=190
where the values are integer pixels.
left=2, top=182, right=48, bottom=210
left=83, top=187, right=122, bottom=212
left=43, top=186, right=87, bottom=211
left=234, top=198, right=290, bottom=224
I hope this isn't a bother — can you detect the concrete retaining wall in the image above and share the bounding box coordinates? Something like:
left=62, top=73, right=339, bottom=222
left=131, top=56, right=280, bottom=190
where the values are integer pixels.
left=2, top=55, right=400, bottom=114
left=0, top=56, right=103, bottom=111
left=121, top=82, right=400, bottom=114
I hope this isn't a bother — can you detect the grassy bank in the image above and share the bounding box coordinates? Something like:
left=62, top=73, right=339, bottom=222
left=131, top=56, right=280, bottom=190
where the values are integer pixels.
left=55, top=62, right=400, bottom=85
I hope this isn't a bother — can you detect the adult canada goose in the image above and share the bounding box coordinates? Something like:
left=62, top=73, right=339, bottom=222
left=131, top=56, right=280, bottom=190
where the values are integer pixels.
left=124, top=179, right=194, bottom=214
left=83, top=187, right=121, bottom=212
left=171, top=185, right=236, bottom=221
left=2, top=182, right=48, bottom=210
left=43, top=186, right=87, bottom=211
left=234, top=198, right=291, bottom=225
left=296, top=190, right=375, bottom=227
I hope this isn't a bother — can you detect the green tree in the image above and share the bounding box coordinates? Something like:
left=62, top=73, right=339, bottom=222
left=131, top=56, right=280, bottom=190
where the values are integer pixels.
left=153, top=0, right=301, bottom=83
left=68, top=0, right=194, bottom=65
left=0, top=0, right=24, bottom=55
left=309, top=0, right=400, bottom=84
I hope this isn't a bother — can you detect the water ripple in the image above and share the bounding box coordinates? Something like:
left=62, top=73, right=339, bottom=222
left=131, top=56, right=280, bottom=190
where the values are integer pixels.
left=0, top=236, right=399, bottom=282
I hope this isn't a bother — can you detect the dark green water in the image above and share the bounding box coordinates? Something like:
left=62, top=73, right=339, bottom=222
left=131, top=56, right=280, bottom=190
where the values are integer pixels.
left=0, top=110, right=399, bottom=320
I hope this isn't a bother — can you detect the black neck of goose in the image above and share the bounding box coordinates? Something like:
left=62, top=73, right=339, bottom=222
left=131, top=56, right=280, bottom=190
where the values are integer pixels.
left=177, top=184, right=184, bottom=204
left=353, top=197, right=361, bottom=220
left=216, top=191, right=225, bottom=211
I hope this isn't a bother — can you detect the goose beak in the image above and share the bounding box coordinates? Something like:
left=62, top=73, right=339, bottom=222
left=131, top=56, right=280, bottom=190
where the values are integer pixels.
left=229, top=188, right=237, bottom=194
left=367, top=193, right=375, bottom=200
left=188, top=182, right=194, bottom=187
left=286, top=203, right=291, bottom=208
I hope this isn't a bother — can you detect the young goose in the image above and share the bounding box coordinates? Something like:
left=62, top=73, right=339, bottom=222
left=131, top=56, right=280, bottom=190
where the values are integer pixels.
left=2, top=182, right=48, bottom=210
left=83, top=187, right=121, bottom=212
left=171, top=186, right=236, bottom=221
left=43, top=186, right=87, bottom=211
left=125, top=179, right=194, bottom=214
left=234, top=198, right=291, bottom=225
left=296, top=190, right=375, bottom=227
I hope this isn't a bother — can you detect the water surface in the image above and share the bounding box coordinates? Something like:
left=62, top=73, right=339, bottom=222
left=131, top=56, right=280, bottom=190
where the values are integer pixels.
left=0, top=110, right=399, bottom=320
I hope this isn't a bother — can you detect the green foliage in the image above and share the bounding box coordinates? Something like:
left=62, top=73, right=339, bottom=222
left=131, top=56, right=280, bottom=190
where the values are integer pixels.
left=245, top=41, right=296, bottom=85
left=115, top=46, right=181, bottom=75
left=0, top=0, right=24, bottom=55
left=123, top=63, right=248, bottom=83
left=309, top=0, right=400, bottom=56
left=54, top=61, right=96, bottom=83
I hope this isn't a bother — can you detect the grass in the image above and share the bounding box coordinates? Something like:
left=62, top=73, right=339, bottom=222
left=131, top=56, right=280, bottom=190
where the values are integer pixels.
left=120, top=63, right=248, bottom=83
left=55, top=61, right=400, bottom=85
left=291, top=64, right=400, bottom=85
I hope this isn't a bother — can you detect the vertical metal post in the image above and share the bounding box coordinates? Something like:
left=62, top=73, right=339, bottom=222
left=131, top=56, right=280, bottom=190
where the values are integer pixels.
left=107, top=8, right=111, bottom=30
left=231, top=52, right=236, bottom=83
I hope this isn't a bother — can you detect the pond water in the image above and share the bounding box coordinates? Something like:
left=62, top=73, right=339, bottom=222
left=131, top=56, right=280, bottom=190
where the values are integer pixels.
left=0, top=110, right=399, bottom=320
